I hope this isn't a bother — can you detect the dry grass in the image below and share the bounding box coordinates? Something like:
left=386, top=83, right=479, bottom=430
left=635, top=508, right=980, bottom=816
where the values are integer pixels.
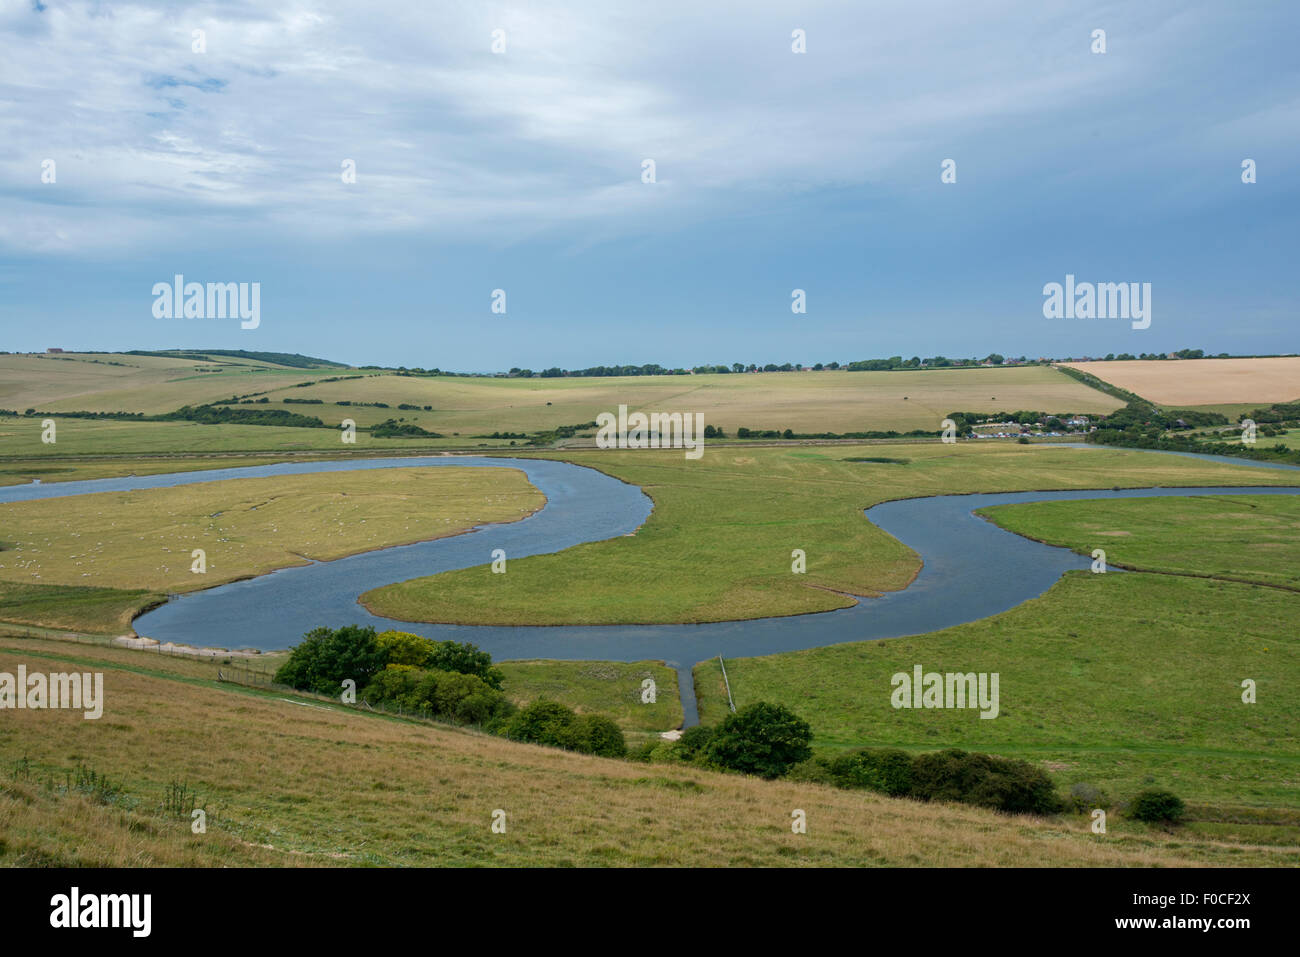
left=0, top=646, right=1292, bottom=866
left=1063, top=357, right=1300, bottom=406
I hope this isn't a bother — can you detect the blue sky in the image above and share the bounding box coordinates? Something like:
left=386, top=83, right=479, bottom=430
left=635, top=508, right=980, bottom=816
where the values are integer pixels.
left=1, top=0, right=1297, bottom=370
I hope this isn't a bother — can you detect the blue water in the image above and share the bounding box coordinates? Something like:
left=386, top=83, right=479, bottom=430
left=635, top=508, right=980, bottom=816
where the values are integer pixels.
left=4, top=450, right=1298, bottom=726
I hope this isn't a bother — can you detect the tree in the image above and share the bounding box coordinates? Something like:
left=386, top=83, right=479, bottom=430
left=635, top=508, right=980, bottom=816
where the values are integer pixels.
left=376, top=629, right=437, bottom=667
left=426, top=640, right=504, bottom=689
left=705, top=702, right=812, bottom=778
left=273, top=625, right=386, bottom=695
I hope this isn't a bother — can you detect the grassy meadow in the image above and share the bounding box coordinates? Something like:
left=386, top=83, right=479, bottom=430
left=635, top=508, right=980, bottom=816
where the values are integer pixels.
left=980, top=494, right=1300, bottom=589
left=363, top=443, right=1300, bottom=626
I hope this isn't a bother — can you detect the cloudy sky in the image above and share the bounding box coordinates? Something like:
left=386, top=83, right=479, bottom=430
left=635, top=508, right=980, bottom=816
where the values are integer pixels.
left=1, top=0, right=1297, bottom=369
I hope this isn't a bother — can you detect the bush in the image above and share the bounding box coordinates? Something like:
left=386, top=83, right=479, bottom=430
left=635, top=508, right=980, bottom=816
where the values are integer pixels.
left=507, top=700, right=576, bottom=748
left=568, top=714, right=626, bottom=758
left=1068, top=781, right=1111, bottom=813
left=910, top=749, right=1063, bottom=815
left=705, top=702, right=813, bottom=779
left=677, top=725, right=714, bottom=756
left=505, top=700, right=626, bottom=757
left=827, top=747, right=914, bottom=796
left=786, top=757, right=836, bottom=785
left=273, top=625, right=387, bottom=695
left=1129, top=789, right=1185, bottom=824
left=374, top=631, right=504, bottom=688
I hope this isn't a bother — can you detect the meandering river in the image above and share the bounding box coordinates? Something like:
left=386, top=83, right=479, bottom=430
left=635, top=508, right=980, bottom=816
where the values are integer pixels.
left=3, top=450, right=1298, bottom=725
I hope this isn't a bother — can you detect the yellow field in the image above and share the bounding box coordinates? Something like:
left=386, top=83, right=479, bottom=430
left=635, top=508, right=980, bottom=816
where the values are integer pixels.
left=1, top=641, right=1288, bottom=866
left=0, top=467, right=542, bottom=594
left=1063, top=357, right=1300, bottom=407
left=282, top=365, right=1124, bottom=434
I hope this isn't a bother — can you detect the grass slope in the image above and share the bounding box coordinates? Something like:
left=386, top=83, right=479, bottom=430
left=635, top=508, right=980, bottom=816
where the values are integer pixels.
left=0, top=641, right=1288, bottom=867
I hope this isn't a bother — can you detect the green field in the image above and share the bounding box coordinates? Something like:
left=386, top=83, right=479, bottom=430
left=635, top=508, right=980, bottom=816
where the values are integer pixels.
left=980, top=494, right=1300, bottom=589
left=693, top=571, right=1299, bottom=815
left=363, top=443, right=1300, bottom=626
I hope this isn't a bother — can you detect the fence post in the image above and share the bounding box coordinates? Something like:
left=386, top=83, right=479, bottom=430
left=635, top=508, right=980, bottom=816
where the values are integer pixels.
left=718, top=655, right=736, bottom=713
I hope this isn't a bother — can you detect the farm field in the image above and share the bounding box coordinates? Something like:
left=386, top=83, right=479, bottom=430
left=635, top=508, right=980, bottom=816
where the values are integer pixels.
left=0, top=640, right=1288, bottom=867
left=275, top=364, right=1124, bottom=435
left=0, top=467, right=542, bottom=633
left=363, top=442, right=1300, bottom=626
left=1063, top=357, right=1300, bottom=407
left=0, top=353, right=1126, bottom=450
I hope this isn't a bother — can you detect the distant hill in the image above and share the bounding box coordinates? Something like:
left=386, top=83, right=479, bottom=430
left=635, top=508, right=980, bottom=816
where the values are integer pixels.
left=125, top=349, right=347, bottom=369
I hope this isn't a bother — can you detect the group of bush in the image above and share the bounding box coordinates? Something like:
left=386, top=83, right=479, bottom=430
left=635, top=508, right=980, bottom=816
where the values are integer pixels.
left=272, top=625, right=624, bottom=757
left=635, top=702, right=1183, bottom=822
left=274, top=632, right=1183, bottom=822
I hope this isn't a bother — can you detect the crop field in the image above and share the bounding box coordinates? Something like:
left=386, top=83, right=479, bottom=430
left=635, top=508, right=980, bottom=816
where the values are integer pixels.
left=1063, top=357, right=1300, bottom=407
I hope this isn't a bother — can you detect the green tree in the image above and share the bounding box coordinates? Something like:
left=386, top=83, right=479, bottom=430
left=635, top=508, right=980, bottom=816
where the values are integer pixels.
left=705, top=702, right=812, bottom=778
left=273, top=625, right=386, bottom=695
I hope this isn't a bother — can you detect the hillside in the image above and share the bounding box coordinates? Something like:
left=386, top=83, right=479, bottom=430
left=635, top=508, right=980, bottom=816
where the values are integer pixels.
left=0, top=637, right=1288, bottom=867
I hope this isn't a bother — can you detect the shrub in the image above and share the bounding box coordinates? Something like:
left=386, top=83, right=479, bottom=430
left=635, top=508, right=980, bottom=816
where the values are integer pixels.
left=786, top=757, right=836, bottom=785
left=910, top=749, right=1063, bottom=815
left=506, top=700, right=625, bottom=757
left=705, top=702, right=813, bottom=779
left=677, top=725, right=714, bottom=756
left=432, top=672, right=499, bottom=725
left=273, top=625, right=386, bottom=695
left=627, top=740, right=659, bottom=763
left=1129, top=789, right=1185, bottom=824
left=1068, top=781, right=1111, bottom=813
left=568, top=714, right=626, bottom=758
left=827, top=747, right=914, bottom=796
left=507, top=700, right=578, bottom=749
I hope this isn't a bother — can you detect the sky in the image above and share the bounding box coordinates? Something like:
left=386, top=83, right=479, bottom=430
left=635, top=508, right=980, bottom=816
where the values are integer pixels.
left=1, top=0, right=1297, bottom=370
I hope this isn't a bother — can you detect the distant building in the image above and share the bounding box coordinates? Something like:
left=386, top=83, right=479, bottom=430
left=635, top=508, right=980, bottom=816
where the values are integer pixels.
left=46, top=347, right=63, bottom=353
